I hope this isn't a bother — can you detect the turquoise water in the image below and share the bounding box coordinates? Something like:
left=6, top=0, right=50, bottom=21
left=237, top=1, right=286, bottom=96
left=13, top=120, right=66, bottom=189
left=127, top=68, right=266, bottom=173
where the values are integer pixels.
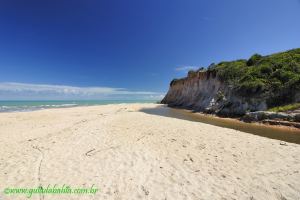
left=0, top=100, right=156, bottom=112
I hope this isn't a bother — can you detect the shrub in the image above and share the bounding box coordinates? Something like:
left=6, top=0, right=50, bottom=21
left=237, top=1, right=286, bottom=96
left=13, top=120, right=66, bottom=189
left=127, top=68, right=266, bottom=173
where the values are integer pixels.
left=268, top=103, right=300, bottom=112
left=211, top=48, right=300, bottom=106
left=246, top=54, right=263, bottom=66
left=237, top=79, right=266, bottom=96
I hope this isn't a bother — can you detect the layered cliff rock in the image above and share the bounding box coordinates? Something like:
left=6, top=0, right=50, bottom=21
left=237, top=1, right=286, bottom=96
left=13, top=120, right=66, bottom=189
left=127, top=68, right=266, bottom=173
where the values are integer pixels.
left=162, top=48, right=300, bottom=117
left=161, top=70, right=267, bottom=116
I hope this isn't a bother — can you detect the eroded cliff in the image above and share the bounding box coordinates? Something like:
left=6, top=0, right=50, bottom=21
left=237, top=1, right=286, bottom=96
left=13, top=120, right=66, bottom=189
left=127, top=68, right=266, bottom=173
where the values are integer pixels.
left=161, top=70, right=267, bottom=116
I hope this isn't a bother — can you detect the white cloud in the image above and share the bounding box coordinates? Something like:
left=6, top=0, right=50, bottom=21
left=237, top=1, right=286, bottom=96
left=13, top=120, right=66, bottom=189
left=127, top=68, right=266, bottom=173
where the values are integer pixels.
left=0, top=82, right=164, bottom=100
left=175, top=66, right=198, bottom=72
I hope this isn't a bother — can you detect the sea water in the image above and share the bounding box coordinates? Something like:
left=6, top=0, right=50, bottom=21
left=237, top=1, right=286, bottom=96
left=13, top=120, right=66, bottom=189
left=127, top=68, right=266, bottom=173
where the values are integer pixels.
left=0, top=100, right=156, bottom=112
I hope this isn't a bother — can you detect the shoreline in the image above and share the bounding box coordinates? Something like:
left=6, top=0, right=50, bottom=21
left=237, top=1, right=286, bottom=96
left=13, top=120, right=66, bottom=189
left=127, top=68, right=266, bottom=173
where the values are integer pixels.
left=0, top=101, right=157, bottom=113
left=0, top=100, right=157, bottom=113
left=1, top=102, right=300, bottom=135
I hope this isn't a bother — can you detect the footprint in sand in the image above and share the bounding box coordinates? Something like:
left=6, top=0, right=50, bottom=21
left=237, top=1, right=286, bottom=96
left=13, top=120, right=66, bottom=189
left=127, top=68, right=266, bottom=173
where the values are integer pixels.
left=141, top=185, right=149, bottom=196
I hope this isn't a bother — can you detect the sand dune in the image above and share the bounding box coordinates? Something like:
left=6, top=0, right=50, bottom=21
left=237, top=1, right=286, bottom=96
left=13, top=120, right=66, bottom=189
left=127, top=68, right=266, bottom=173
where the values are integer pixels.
left=0, top=104, right=300, bottom=200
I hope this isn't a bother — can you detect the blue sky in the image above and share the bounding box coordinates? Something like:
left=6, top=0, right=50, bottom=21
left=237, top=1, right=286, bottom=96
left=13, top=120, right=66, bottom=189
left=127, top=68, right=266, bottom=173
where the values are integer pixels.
left=0, top=0, right=300, bottom=100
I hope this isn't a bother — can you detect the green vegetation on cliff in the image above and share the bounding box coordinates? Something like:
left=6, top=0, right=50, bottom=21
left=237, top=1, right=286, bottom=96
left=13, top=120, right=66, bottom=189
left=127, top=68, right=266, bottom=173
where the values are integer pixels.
left=268, top=103, right=300, bottom=112
left=208, top=48, right=300, bottom=107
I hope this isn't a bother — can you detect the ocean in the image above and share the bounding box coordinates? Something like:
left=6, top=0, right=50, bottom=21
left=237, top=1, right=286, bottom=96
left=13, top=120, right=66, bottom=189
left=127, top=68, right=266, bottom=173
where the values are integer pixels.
left=0, top=100, right=157, bottom=113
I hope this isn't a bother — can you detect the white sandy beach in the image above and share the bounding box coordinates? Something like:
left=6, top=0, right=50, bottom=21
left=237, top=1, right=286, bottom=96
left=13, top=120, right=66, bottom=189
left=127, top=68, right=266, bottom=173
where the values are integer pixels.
left=0, top=103, right=300, bottom=200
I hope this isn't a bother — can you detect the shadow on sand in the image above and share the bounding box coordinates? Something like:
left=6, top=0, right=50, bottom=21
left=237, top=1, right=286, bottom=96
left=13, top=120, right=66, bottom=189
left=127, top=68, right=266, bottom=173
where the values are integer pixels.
left=139, top=105, right=300, bottom=144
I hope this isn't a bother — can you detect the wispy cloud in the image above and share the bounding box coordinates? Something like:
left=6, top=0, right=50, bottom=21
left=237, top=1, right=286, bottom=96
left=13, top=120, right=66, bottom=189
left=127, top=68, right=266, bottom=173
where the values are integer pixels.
left=175, top=66, right=199, bottom=72
left=0, top=82, right=164, bottom=100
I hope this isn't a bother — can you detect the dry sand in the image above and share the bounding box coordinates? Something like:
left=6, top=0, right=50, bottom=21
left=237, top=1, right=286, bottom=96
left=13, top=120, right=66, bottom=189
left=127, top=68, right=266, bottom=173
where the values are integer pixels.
left=0, top=103, right=300, bottom=200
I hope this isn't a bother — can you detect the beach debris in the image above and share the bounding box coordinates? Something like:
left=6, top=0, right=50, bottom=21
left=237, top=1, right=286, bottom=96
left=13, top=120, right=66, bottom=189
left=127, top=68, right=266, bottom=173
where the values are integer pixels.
left=85, top=148, right=96, bottom=156
left=136, top=132, right=153, bottom=142
left=85, top=146, right=120, bottom=157
left=27, top=138, right=38, bottom=142
left=136, top=135, right=146, bottom=141
left=280, top=142, right=288, bottom=146
left=187, top=154, right=194, bottom=162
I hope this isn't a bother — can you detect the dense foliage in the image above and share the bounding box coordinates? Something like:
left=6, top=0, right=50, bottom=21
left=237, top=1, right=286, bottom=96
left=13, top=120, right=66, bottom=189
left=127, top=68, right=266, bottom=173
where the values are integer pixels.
left=208, top=48, right=300, bottom=107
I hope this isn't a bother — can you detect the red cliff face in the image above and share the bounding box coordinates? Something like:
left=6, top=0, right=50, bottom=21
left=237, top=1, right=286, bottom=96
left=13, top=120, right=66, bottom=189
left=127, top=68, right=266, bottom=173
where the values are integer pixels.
left=161, top=70, right=267, bottom=116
